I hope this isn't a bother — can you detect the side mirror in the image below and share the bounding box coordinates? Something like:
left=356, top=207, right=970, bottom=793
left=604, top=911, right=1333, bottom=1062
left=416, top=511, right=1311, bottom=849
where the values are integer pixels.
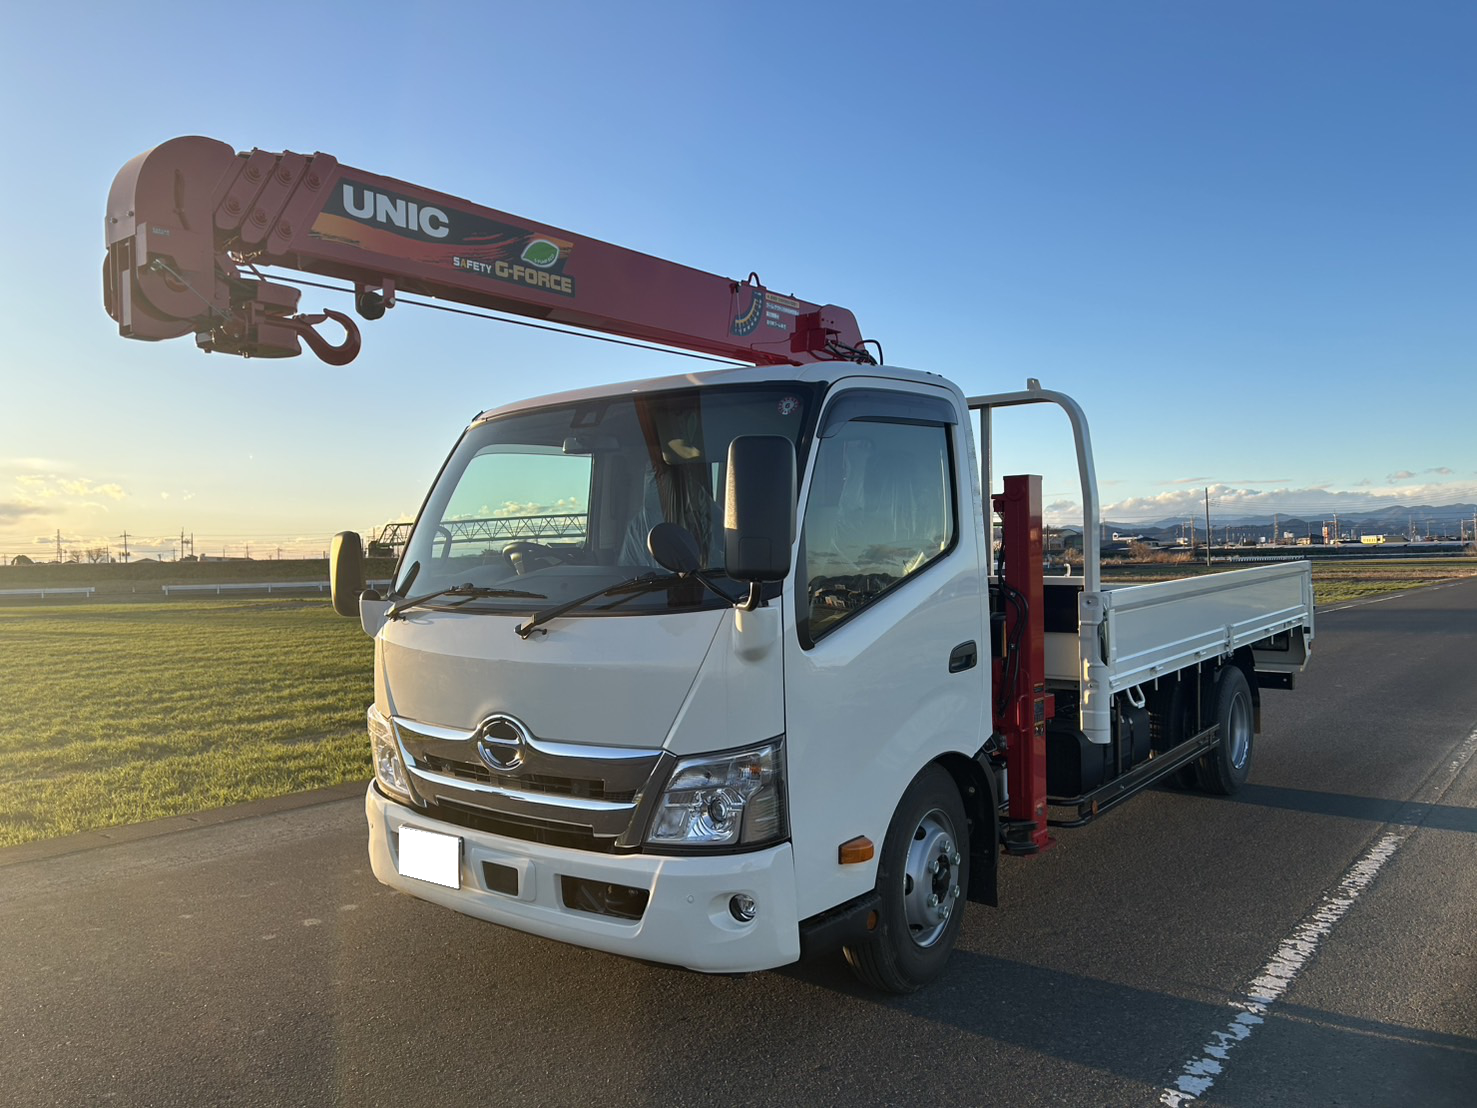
left=647, top=521, right=702, bottom=575
left=330, top=531, right=364, bottom=618
left=724, top=436, right=796, bottom=595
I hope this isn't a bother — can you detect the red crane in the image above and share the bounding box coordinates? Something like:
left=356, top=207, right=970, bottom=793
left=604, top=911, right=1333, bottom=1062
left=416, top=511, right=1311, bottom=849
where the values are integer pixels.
left=103, top=136, right=871, bottom=368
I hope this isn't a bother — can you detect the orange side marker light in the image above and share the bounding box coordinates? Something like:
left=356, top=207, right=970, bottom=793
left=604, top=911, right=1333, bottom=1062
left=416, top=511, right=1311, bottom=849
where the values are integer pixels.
left=838, top=836, right=875, bottom=864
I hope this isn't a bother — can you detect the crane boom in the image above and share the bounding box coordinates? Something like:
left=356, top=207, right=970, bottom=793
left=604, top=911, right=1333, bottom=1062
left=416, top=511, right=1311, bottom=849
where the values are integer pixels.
left=103, top=136, right=870, bottom=367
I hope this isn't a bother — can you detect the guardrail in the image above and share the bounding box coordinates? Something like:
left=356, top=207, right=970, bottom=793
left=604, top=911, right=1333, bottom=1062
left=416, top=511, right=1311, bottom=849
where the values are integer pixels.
left=160, top=580, right=393, bottom=596
left=0, top=586, right=97, bottom=598
left=162, top=581, right=328, bottom=595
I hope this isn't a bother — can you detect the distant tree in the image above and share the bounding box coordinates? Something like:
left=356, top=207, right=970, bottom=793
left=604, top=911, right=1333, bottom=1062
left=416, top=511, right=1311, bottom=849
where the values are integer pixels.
left=11, top=554, right=33, bottom=566
left=85, top=546, right=109, bottom=564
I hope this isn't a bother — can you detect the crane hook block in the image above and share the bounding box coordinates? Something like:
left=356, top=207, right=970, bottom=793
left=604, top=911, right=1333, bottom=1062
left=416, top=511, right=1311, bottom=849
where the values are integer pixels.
left=291, top=310, right=361, bottom=365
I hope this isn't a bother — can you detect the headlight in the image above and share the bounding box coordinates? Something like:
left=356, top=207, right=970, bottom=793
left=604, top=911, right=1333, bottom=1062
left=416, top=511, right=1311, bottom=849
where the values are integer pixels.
left=368, top=705, right=414, bottom=804
left=645, top=740, right=787, bottom=850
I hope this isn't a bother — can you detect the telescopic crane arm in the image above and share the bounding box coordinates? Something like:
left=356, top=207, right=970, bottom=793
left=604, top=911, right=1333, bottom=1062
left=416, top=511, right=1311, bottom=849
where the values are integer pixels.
left=103, top=136, right=870, bottom=367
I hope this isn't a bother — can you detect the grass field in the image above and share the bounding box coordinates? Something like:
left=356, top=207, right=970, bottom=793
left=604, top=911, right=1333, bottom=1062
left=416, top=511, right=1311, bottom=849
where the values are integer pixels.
left=0, top=557, right=398, bottom=599
left=1301, top=558, right=1477, bottom=603
left=4, top=557, right=1473, bottom=848
left=1100, top=557, right=1477, bottom=604
left=0, top=600, right=374, bottom=847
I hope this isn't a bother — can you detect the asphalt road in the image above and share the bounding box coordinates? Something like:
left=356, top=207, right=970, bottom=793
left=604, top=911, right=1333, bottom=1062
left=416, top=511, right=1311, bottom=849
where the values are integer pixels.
left=4, top=581, right=1475, bottom=1107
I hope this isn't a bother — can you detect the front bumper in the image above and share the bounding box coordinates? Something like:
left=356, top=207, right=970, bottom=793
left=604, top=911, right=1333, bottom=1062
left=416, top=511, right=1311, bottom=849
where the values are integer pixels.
left=365, top=785, right=801, bottom=973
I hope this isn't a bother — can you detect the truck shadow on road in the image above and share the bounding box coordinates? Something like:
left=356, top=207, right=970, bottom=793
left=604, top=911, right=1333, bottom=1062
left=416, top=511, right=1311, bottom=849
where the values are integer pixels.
left=1226, top=783, right=1477, bottom=834
left=777, top=949, right=1477, bottom=1100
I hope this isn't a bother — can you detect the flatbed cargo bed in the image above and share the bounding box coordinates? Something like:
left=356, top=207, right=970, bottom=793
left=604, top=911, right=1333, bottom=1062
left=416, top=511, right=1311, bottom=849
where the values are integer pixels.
left=1043, top=561, right=1315, bottom=697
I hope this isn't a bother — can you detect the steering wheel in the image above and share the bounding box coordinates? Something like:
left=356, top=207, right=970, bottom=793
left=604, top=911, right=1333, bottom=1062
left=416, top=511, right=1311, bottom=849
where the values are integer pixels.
left=503, top=541, right=573, bottom=576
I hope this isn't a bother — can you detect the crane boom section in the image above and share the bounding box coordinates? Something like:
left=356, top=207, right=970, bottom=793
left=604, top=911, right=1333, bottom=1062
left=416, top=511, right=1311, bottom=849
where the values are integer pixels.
left=103, top=136, right=867, bottom=366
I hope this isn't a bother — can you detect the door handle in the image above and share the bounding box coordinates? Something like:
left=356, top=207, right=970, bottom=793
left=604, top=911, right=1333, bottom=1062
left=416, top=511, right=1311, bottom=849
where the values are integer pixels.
left=949, top=641, right=978, bottom=673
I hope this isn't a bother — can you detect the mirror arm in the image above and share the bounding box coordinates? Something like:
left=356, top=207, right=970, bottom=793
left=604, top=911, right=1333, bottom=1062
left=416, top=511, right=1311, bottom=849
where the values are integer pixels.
left=739, top=582, right=764, bottom=612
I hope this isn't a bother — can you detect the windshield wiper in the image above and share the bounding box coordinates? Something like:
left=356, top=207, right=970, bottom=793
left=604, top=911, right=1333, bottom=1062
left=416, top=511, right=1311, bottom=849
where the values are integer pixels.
left=515, top=573, right=686, bottom=639
left=515, top=570, right=742, bottom=639
left=388, top=583, right=546, bottom=621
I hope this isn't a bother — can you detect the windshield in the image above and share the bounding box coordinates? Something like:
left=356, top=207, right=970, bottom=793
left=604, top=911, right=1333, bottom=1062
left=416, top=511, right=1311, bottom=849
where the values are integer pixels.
left=393, top=383, right=820, bottom=615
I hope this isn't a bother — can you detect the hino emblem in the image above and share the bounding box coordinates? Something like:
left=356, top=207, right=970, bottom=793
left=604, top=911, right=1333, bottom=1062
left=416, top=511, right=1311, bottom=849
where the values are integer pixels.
left=473, top=714, right=529, bottom=773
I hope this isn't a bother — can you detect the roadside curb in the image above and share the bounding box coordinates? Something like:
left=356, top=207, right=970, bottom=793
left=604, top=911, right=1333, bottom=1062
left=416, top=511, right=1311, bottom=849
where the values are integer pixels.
left=0, top=780, right=370, bottom=868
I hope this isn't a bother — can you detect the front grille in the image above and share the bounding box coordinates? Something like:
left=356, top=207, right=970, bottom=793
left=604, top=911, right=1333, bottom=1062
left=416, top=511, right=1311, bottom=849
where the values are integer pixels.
left=428, top=798, right=617, bottom=853
left=419, top=753, right=634, bottom=802
left=393, top=715, right=668, bottom=852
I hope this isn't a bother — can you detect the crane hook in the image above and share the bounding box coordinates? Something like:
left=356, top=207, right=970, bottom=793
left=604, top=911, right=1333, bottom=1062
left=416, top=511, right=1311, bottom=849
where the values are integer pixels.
left=284, top=308, right=362, bottom=365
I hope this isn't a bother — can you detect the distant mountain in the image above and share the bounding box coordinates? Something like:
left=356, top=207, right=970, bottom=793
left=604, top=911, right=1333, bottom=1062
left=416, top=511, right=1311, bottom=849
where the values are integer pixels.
left=1096, top=503, right=1477, bottom=543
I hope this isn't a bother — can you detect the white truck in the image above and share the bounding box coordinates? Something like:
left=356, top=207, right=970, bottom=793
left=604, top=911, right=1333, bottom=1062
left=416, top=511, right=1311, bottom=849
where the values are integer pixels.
left=104, top=137, right=1314, bottom=992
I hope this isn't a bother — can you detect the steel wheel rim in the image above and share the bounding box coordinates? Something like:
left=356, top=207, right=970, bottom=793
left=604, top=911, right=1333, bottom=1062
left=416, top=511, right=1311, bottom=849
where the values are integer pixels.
left=1228, top=690, right=1252, bottom=770
left=901, top=808, right=960, bottom=948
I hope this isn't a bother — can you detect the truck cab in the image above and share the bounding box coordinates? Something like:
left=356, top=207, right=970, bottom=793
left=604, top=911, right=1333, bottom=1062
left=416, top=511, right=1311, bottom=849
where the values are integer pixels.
left=356, top=363, right=992, bottom=991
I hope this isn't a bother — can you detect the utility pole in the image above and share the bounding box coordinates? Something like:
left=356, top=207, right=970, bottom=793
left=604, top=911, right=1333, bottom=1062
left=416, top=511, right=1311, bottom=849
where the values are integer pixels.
left=55, top=529, right=62, bottom=564
left=1204, top=487, right=1212, bottom=567
left=118, top=530, right=131, bottom=562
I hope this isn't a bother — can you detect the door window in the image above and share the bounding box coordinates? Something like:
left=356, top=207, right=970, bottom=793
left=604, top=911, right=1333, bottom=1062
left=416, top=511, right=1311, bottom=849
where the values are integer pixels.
left=799, top=418, right=956, bottom=643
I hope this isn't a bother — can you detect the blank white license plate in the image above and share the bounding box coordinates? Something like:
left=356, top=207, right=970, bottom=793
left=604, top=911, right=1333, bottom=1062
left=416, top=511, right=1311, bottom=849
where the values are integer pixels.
left=397, top=826, right=461, bottom=889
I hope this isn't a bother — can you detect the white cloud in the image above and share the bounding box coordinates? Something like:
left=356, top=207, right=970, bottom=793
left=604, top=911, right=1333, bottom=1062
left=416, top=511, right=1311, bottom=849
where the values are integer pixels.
left=12, top=474, right=127, bottom=502
left=1, top=457, right=70, bottom=473
left=1070, top=480, right=1477, bottom=527
left=0, top=501, right=45, bottom=523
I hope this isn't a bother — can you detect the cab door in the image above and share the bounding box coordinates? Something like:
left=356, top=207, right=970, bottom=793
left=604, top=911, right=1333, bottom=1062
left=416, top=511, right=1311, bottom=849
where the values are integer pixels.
left=782, top=383, right=988, bottom=919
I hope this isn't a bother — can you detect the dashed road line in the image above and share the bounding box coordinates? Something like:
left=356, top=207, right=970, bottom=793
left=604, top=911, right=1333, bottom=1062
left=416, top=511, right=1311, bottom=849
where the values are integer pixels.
left=1158, top=726, right=1477, bottom=1106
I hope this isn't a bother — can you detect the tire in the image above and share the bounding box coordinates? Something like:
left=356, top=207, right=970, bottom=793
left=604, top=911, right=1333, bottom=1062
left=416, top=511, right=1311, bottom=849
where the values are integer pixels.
left=843, top=765, right=969, bottom=993
left=1151, top=678, right=1201, bottom=790
left=1198, top=666, right=1254, bottom=795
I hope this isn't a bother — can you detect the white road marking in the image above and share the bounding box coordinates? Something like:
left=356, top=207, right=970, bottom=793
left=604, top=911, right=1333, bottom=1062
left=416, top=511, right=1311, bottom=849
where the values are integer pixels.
left=1159, top=727, right=1477, bottom=1106
left=1322, top=592, right=1408, bottom=613
left=1323, top=577, right=1472, bottom=612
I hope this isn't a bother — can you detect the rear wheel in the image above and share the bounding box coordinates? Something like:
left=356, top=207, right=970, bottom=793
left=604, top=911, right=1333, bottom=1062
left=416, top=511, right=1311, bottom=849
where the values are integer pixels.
left=844, top=765, right=969, bottom=993
left=1153, top=677, right=1202, bottom=790
left=1198, top=665, right=1254, bottom=795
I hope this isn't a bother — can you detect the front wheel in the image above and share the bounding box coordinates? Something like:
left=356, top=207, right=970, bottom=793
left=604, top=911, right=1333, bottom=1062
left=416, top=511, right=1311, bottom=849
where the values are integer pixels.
left=844, top=765, right=969, bottom=993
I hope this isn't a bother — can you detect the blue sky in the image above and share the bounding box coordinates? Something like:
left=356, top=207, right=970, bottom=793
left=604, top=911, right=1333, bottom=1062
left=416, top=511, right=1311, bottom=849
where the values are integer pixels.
left=1, top=1, right=1473, bottom=560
